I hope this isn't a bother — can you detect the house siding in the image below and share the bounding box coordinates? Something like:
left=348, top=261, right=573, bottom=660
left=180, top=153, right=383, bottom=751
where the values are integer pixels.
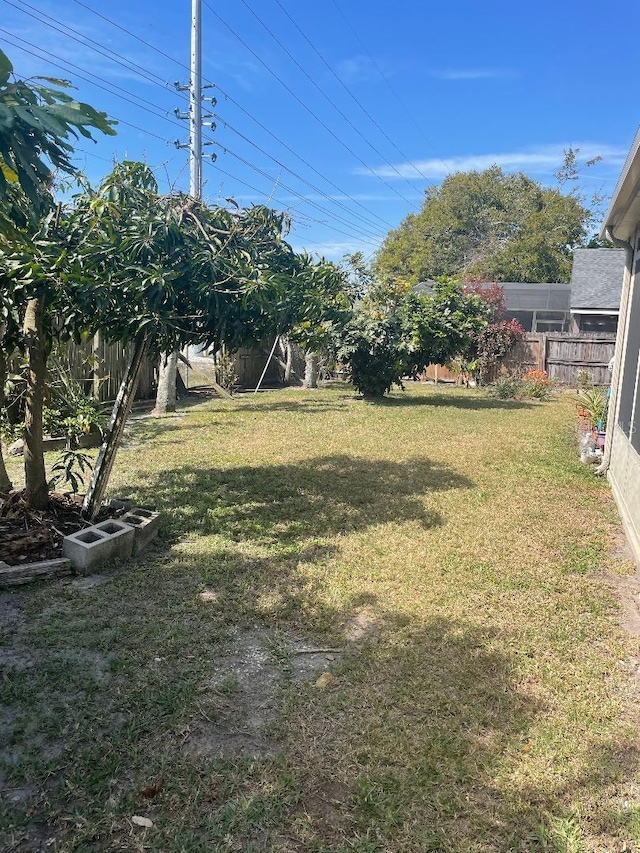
left=608, top=225, right=640, bottom=565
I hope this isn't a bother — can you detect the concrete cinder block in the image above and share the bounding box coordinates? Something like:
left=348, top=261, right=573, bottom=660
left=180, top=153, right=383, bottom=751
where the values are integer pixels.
left=63, top=519, right=135, bottom=573
left=121, top=508, right=161, bottom=555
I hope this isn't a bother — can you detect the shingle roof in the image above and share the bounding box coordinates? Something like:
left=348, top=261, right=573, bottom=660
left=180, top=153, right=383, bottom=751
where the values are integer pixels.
left=569, top=248, right=625, bottom=311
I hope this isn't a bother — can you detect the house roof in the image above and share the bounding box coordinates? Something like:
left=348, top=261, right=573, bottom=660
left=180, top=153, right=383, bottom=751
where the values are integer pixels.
left=601, top=126, right=640, bottom=242
left=413, top=280, right=571, bottom=311
left=500, top=282, right=570, bottom=312
left=569, top=248, right=625, bottom=311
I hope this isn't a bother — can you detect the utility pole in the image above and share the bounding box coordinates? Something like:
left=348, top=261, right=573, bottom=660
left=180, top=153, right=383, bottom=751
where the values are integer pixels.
left=190, top=0, right=202, bottom=200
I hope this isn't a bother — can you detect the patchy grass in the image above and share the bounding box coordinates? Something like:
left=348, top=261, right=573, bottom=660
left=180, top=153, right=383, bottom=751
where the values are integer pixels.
left=1, top=383, right=639, bottom=852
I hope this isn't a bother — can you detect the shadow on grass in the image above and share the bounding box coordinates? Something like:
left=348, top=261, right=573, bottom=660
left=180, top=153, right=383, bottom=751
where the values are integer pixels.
left=3, top=576, right=637, bottom=852
left=372, top=391, right=534, bottom=411
left=123, top=454, right=472, bottom=545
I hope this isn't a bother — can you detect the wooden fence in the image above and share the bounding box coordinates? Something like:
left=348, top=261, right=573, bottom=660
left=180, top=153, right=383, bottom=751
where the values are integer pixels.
left=64, top=334, right=156, bottom=402
left=504, top=333, right=616, bottom=385
left=425, top=332, right=616, bottom=387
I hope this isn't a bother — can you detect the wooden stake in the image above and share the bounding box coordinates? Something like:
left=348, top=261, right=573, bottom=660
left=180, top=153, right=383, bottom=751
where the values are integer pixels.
left=83, top=335, right=150, bottom=519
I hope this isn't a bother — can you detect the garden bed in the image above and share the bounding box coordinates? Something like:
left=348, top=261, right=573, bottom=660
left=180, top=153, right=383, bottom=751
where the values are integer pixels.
left=0, top=490, right=111, bottom=565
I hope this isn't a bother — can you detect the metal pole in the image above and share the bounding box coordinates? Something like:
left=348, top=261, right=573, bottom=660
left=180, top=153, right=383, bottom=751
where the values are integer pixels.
left=190, top=0, right=202, bottom=200
left=254, top=336, right=280, bottom=394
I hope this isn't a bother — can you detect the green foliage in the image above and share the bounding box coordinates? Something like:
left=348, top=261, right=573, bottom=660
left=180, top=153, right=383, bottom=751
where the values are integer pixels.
left=335, top=308, right=408, bottom=398
left=334, top=281, right=489, bottom=397
left=576, top=388, right=608, bottom=430
left=374, top=167, right=590, bottom=286
left=214, top=349, right=238, bottom=392
left=0, top=48, right=116, bottom=238
left=401, top=281, right=489, bottom=373
left=576, top=369, right=593, bottom=390
left=522, top=368, right=553, bottom=401
left=48, top=449, right=93, bottom=493
left=489, top=374, right=524, bottom=399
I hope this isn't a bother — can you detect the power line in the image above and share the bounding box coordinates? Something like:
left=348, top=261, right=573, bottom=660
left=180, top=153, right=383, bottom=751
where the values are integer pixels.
left=203, top=1, right=419, bottom=208
left=4, top=28, right=383, bottom=245
left=4, top=0, right=177, bottom=96
left=1, top=28, right=178, bottom=127
left=234, top=0, right=422, bottom=203
left=271, top=0, right=432, bottom=184
left=0, top=33, right=175, bottom=144
left=328, top=0, right=448, bottom=178
left=215, top=84, right=399, bottom=231
left=54, top=0, right=402, bottom=233
left=219, top=119, right=386, bottom=241
left=207, top=160, right=376, bottom=248
left=3, top=0, right=387, bottom=248
left=211, top=144, right=380, bottom=247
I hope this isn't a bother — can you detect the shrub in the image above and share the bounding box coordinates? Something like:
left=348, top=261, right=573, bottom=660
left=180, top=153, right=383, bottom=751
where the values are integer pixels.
left=522, top=368, right=552, bottom=400
left=490, top=375, right=524, bottom=399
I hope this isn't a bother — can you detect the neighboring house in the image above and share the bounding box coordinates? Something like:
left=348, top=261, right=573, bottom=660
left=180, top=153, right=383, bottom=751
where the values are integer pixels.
left=413, top=279, right=572, bottom=331
left=569, top=248, right=626, bottom=335
left=600, top=127, right=640, bottom=565
left=500, top=282, right=571, bottom=332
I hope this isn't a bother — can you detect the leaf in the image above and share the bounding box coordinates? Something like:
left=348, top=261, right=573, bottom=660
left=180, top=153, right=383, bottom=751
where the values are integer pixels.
left=131, top=815, right=153, bottom=828
left=140, top=779, right=164, bottom=798
left=0, top=49, right=13, bottom=86
left=0, top=162, right=18, bottom=183
left=314, top=672, right=335, bottom=690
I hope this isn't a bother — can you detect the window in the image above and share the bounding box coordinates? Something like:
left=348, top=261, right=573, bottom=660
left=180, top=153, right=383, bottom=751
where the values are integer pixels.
left=578, top=315, right=618, bottom=335
left=532, top=311, right=569, bottom=333
left=618, top=248, right=640, bottom=449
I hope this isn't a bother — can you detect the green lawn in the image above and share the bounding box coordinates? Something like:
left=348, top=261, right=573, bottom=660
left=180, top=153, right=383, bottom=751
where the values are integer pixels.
left=1, top=383, right=638, bottom=852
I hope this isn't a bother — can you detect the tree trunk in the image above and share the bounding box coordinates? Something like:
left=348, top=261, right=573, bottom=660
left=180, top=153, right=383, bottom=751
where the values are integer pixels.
left=284, top=339, right=293, bottom=385
left=0, top=324, right=13, bottom=493
left=83, top=335, right=150, bottom=519
left=304, top=350, right=319, bottom=389
left=153, top=351, right=178, bottom=415
left=23, top=298, right=48, bottom=509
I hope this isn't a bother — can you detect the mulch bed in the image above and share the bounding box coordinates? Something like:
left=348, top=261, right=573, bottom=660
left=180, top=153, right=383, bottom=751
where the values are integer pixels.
left=0, top=491, right=111, bottom=566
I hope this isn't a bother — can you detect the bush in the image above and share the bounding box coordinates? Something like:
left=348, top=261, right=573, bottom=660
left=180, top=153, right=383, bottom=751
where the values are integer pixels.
left=335, top=310, right=408, bottom=398
left=522, top=368, right=552, bottom=400
left=490, top=375, right=524, bottom=399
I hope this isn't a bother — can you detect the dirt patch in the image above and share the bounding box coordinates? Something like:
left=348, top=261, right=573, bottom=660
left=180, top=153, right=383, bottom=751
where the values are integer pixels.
left=182, top=627, right=281, bottom=759
left=608, top=574, right=640, bottom=639
left=344, top=607, right=378, bottom=642
left=182, top=628, right=343, bottom=760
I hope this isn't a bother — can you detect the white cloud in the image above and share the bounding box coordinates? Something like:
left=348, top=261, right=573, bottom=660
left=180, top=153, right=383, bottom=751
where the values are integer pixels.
left=356, top=144, right=630, bottom=180
left=335, top=55, right=399, bottom=83
left=430, top=68, right=516, bottom=81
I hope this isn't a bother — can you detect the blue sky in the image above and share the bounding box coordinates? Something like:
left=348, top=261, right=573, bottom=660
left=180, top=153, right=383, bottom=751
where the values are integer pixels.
left=2, top=0, right=637, bottom=262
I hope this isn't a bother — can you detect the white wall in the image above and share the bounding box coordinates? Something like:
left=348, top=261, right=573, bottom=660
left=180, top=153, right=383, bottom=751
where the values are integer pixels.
left=608, top=226, right=640, bottom=566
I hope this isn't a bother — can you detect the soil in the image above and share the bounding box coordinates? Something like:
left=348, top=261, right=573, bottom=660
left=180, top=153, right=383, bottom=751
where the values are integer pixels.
left=0, top=490, right=112, bottom=566
left=182, top=627, right=344, bottom=760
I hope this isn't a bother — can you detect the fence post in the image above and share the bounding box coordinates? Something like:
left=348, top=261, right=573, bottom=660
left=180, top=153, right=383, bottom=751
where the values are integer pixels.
left=540, top=334, right=548, bottom=373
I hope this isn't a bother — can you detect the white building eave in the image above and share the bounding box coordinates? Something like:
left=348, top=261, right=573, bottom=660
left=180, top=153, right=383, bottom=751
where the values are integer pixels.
left=601, top=127, right=640, bottom=242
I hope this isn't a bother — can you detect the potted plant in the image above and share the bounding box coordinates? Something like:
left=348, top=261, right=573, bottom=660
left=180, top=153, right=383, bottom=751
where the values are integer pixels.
left=575, top=388, right=608, bottom=445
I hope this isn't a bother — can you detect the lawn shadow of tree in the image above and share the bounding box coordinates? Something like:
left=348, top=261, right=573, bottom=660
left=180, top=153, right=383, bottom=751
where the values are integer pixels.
left=372, top=391, right=534, bottom=411
left=124, top=454, right=472, bottom=547
left=279, top=613, right=640, bottom=851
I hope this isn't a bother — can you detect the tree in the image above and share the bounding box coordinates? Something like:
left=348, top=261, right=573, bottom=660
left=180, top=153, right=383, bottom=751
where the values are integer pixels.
left=459, top=281, right=522, bottom=383
left=374, top=167, right=590, bottom=287
left=334, top=281, right=489, bottom=398
left=279, top=255, right=350, bottom=389
left=0, top=48, right=115, bottom=506
left=0, top=49, right=115, bottom=238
